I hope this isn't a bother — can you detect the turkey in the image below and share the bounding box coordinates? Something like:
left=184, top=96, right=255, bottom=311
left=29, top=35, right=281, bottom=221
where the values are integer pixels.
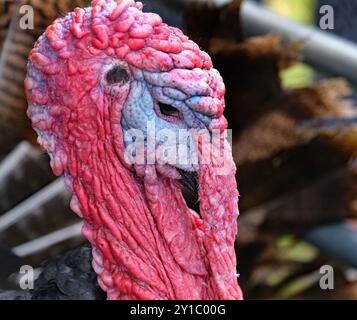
left=24, top=0, right=243, bottom=300
left=3, top=0, right=354, bottom=300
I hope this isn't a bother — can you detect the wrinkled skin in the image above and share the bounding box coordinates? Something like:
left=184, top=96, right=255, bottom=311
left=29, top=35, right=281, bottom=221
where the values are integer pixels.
left=110, top=58, right=226, bottom=174
left=26, top=0, right=242, bottom=300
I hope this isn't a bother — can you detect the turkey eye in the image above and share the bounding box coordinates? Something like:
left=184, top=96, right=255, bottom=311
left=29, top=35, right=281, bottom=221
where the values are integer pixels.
left=159, top=102, right=179, bottom=117
left=106, top=66, right=129, bottom=84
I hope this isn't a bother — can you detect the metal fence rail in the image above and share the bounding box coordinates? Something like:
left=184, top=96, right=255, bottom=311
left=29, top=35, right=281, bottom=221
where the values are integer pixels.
left=0, top=179, right=66, bottom=233
left=241, top=1, right=357, bottom=83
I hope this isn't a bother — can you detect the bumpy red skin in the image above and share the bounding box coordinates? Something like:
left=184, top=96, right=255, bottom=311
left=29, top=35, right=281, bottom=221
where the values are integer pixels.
left=25, top=0, right=243, bottom=300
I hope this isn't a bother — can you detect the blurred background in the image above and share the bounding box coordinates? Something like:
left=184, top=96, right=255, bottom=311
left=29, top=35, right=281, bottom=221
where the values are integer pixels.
left=0, top=0, right=357, bottom=299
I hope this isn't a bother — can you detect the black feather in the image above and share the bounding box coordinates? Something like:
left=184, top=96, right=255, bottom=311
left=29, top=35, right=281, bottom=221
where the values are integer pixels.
left=178, top=169, right=199, bottom=196
left=0, top=245, right=105, bottom=300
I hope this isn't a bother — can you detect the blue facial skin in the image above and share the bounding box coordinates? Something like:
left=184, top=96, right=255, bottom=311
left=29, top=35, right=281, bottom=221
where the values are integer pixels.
left=121, top=69, right=207, bottom=172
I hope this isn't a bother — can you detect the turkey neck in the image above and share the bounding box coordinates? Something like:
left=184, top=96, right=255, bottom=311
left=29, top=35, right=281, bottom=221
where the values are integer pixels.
left=63, top=94, right=241, bottom=299
left=198, top=142, right=243, bottom=300
left=69, top=135, right=211, bottom=299
left=63, top=96, right=203, bottom=299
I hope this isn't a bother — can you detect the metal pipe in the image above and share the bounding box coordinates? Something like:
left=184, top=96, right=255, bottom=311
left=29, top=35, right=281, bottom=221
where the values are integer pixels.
left=0, top=141, right=39, bottom=187
left=0, top=179, right=66, bottom=232
left=12, top=222, right=83, bottom=257
left=240, top=1, right=357, bottom=83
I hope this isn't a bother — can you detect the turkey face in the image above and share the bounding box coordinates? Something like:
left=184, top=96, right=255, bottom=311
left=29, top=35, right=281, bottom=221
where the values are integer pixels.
left=117, top=63, right=226, bottom=178
left=26, top=0, right=227, bottom=181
